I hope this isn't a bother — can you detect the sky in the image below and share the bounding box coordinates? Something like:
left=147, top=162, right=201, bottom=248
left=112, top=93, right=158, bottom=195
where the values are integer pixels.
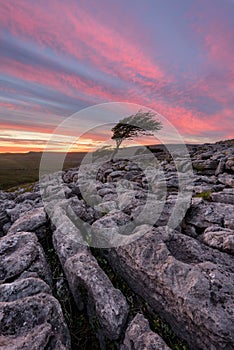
left=0, top=0, right=234, bottom=152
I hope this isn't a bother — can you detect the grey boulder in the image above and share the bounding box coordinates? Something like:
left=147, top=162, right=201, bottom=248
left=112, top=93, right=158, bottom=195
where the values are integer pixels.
left=7, top=207, right=47, bottom=235
left=64, top=251, right=129, bottom=340
left=121, top=313, right=171, bottom=350
left=105, top=225, right=234, bottom=350
left=0, top=231, right=51, bottom=285
left=0, top=293, right=71, bottom=349
left=200, top=226, right=234, bottom=255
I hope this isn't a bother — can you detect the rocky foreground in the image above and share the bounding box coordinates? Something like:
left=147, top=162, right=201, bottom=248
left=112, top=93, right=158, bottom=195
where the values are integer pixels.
left=0, top=139, right=233, bottom=350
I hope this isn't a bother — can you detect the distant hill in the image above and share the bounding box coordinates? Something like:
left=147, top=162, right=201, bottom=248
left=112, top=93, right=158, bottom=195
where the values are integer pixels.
left=0, top=152, right=86, bottom=190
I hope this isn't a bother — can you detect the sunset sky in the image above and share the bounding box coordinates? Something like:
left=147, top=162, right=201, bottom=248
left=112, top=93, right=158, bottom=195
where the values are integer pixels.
left=0, top=0, right=234, bottom=152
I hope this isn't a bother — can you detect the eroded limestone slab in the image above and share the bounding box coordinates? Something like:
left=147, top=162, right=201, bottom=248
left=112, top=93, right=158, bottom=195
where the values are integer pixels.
left=121, top=313, right=171, bottom=350
left=105, top=225, right=234, bottom=350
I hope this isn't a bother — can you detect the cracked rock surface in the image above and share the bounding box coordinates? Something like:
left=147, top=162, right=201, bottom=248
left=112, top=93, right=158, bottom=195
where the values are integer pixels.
left=105, top=225, right=234, bottom=349
left=0, top=231, right=71, bottom=349
left=121, top=313, right=171, bottom=350
left=0, top=139, right=233, bottom=349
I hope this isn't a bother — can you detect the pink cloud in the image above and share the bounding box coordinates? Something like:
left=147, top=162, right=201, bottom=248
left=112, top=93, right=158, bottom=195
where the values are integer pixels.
left=0, top=124, right=53, bottom=137
left=0, top=0, right=169, bottom=89
left=1, top=0, right=233, bottom=150
left=189, top=4, right=234, bottom=106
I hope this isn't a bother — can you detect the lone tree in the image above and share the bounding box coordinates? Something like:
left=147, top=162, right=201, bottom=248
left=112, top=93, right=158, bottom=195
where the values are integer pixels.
left=110, top=109, right=162, bottom=160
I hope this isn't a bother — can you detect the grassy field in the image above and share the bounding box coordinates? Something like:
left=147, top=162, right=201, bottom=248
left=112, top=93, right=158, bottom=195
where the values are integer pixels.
left=0, top=152, right=86, bottom=191
left=0, top=145, right=164, bottom=191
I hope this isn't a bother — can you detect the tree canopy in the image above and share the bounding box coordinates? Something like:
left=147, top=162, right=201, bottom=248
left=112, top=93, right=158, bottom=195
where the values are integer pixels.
left=111, top=110, right=162, bottom=159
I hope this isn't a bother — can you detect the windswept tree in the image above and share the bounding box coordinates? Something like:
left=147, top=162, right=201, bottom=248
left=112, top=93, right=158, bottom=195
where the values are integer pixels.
left=111, top=109, right=162, bottom=160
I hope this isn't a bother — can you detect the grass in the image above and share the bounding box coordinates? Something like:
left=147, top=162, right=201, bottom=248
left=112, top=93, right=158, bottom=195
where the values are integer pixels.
left=6, top=182, right=36, bottom=193
left=0, top=152, right=86, bottom=191
left=195, top=190, right=212, bottom=201
left=0, top=146, right=170, bottom=190
left=192, top=163, right=206, bottom=172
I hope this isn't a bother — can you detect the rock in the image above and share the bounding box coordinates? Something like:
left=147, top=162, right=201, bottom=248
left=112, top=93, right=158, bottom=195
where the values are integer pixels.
left=102, top=193, right=118, bottom=202
left=97, top=187, right=116, bottom=197
left=102, top=168, right=114, bottom=178
left=94, top=200, right=117, bottom=213
left=192, top=159, right=219, bottom=175
left=215, top=159, right=226, bottom=175
left=195, top=175, right=217, bottom=184
left=92, top=210, right=133, bottom=247
left=15, top=191, right=41, bottom=203
left=1, top=140, right=234, bottom=349
left=6, top=201, right=35, bottom=222
left=166, top=174, right=179, bottom=189
left=125, top=164, right=141, bottom=171
left=186, top=200, right=234, bottom=230
left=96, top=159, right=147, bottom=185
left=68, top=183, right=82, bottom=197
left=0, top=211, right=9, bottom=231
left=67, top=197, right=97, bottom=224
left=117, top=191, right=145, bottom=212
left=92, top=210, right=131, bottom=228
left=225, top=157, right=234, bottom=172
left=211, top=189, right=234, bottom=205
left=42, top=183, right=72, bottom=200
left=131, top=199, right=165, bottom=226
left=0, top=191, right=10, bottom=200
left=0, top=323, right=53, bottom=350
left=2, top=222, right=11, bottom=235
left=0, top=227, right=70, bottom=349
left=131, top=193, right=190, bottom=229
left=0, top=293, right=71, bottom=349
left=108, top=170, right=127, bottom=181
left=51, top=202, right=129, bottom=340
left=63, top=169, right=79, bottom=183
left=52, top=208, right=89, bottom=310
left=0, top=277, right=51, bottom=302
left=53, top=221, right=88, bottom=267
left=105, top=225, right=234, bottom=350
left=0, top=200, right=15, bottom=231
left=7, top=207, right=47, bottom=235
left=64, top=251, right=129, bottom=340
left=218, top=174, right=234, bottom=188
left=121, top=313, right=171, bottom=350
left=197, top=151, right=214, bottom=160
left=200, top=226, right=234, bottom=255
left=0, top=232, right=51, bottom=286
left=183, top=223, right=198, bottom=238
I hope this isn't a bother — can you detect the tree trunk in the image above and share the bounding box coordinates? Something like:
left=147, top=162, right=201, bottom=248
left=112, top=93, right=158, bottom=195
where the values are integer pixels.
left=110, top=142, right=121, bottom=161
